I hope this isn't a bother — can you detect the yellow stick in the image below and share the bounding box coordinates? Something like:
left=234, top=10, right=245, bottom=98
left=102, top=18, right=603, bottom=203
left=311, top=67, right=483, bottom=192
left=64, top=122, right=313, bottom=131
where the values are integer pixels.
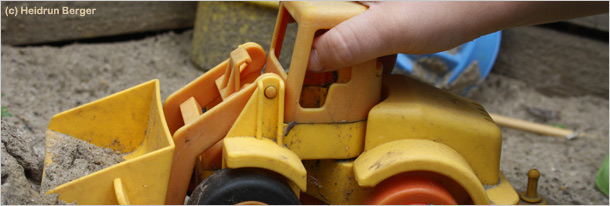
left=489, top=113, right=578, bottom=139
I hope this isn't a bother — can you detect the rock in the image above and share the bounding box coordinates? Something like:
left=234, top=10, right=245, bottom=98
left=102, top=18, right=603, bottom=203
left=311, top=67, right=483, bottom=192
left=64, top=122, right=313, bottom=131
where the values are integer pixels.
left=1, top=121, right=44, bottom=182
left=1, top=2, right=197, bottom=45
left=1, top=141, right=61, bottom=205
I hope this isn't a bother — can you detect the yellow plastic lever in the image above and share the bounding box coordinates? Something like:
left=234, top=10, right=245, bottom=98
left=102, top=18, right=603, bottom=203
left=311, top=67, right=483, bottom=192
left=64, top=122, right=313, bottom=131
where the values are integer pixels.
left=114, top=178, right=131, bottom=205
left=217, top=46, right=252, bottom=99
left=180, top=97, right=203, bottom=125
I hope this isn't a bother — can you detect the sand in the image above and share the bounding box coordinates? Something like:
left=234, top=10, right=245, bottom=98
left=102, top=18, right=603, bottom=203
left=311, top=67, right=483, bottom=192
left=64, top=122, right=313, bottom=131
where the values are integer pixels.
left=40, top=130, right=126, bottom=194
left=407, top=57, right=482, bottom=97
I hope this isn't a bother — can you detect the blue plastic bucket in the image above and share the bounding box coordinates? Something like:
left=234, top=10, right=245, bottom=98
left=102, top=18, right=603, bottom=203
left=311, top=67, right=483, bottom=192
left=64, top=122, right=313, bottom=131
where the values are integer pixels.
left=394, top=31, right=502, bottom=96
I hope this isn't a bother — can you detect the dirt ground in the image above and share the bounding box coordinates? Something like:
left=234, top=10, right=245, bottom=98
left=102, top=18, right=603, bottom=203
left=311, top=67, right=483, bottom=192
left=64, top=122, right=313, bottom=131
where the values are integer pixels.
left=1, top=27, right=608, bottom=204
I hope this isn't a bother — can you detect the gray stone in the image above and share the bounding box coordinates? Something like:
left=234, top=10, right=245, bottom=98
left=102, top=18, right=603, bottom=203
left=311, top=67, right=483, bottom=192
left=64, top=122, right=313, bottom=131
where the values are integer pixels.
left=492, top=26, right=608, bottom=98
left=1, top=2, right=196, bottom=45
left=1, top=139, right=60, bottom=205
left=567, top=13, right=609, bottom=32
left=1, top=121, right=43, bottom=182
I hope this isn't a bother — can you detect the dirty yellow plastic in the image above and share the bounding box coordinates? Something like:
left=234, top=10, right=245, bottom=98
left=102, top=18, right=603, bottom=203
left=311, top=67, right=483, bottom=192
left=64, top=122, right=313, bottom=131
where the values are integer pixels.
left=225, top=74, right=286, bottom=142
left=166, top=2, right=516, bottom=205
left=163, top=42, right=266, bottom=135
left=180, top=97, right=203, bottom=125
left=216, top=46, right=252, bottom=100
left=43, top=80, right=174, bottom=204
left=265, top=1, right=383, bottom=123
left=222, top=74, right=307, bottom=191
left=113, top=178, right=130, bottom=205
left=486, top=173, right=520, bottom=205
left=366, top=74, right=502, bottom=185
left=283, top=121, right=366, bottom=159
left=303, top=160, right=373, bottom=205
left=304, top=146, right=519, bottom=205
left=163, top=43, right=267, bottom=205
left=518, top=169, right=547, bottom=205
left=223, top=137, right=307, bottom=191
left=353, top=139, right=491, bottom=205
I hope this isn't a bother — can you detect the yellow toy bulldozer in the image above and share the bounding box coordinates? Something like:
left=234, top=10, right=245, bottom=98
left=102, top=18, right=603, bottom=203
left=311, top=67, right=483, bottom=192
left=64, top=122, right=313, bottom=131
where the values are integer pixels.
left=42, top=2, right=521, bottom=205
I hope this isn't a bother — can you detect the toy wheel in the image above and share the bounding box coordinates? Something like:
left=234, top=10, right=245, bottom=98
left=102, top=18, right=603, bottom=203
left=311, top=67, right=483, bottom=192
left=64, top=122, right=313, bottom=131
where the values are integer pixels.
left=188, top=168, right=300, bottom=205
left=364, top=172, right=458, bottom=205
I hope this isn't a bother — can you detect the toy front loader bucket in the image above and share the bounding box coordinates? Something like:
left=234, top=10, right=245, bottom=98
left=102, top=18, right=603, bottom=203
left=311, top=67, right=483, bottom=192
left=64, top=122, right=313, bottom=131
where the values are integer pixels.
left=41, top=80, right=175, bottom=205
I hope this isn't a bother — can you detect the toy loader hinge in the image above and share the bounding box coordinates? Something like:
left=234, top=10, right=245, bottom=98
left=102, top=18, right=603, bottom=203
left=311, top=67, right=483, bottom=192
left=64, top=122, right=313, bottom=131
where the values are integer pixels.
left=163, top=43, right=267, bottom=205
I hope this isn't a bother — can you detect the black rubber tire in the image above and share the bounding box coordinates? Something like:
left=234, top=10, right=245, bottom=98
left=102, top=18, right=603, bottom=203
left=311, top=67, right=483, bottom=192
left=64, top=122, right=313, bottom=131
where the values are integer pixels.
left=188, top=168, right=300, bottom=205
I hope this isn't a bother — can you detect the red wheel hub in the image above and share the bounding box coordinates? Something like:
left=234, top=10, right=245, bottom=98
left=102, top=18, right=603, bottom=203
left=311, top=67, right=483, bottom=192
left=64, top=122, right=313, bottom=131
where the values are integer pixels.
left=364, top=173, right=458, bottom=205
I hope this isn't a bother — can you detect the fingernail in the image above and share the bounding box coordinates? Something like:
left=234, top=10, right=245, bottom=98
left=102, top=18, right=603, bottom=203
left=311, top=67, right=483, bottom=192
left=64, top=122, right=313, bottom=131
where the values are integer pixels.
left=307, top=48, right=325, bottom=73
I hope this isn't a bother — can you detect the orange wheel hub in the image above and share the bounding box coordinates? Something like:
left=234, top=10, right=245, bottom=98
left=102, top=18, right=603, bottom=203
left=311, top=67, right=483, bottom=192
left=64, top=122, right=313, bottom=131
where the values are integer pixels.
left=364, top=173, right=458, bottom=205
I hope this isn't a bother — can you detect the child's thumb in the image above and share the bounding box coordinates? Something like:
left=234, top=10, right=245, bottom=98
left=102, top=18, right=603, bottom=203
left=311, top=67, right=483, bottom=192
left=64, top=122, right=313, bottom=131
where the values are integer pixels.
left=307, top=7, right=392, bottom=72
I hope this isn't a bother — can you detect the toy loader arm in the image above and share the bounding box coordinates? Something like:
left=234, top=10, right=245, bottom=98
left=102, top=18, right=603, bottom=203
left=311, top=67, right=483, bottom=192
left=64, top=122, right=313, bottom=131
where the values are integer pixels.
left=163, top=43, right=266, bottom=134
left=162, top=43, right=266, bottom=205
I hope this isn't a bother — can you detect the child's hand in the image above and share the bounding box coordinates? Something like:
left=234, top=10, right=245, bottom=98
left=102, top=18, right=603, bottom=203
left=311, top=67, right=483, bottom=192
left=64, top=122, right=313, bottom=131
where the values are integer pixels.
left=307, top=1, right=607, bottom=73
